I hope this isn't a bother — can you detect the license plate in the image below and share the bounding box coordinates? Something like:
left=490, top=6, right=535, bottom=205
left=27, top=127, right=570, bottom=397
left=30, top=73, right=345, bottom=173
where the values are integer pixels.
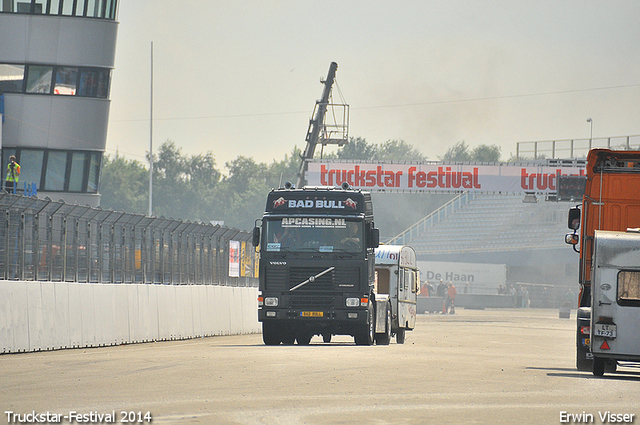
left=300, top=311, right=323, bottom=317
left=594, top=323, right=617, bottom=338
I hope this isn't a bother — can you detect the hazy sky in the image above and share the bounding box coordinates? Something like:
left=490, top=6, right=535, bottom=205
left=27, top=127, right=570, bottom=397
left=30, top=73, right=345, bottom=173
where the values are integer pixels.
left=106, top=1, right=640, bottom=168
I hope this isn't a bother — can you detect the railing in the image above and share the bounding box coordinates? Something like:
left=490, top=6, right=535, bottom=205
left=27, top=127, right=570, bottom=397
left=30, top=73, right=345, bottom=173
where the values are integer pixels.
left=0, top=192, right=257, bottom=286
left=516, top=135, right=640, bottom=160
left=385, top=192, right=476, bottom=245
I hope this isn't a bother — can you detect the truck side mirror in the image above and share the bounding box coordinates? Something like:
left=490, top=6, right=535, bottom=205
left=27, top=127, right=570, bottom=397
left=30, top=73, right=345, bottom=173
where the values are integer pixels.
left=370, top=228, right=380, bottom=248
left=568, top=206, right=581, bottom=230
left=252, top=226, right=260, bottom=247
left=565, top=233, right=579, bottom=245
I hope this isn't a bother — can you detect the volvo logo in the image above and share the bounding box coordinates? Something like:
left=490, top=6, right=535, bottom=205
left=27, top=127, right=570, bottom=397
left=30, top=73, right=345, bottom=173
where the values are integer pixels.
left=270, top=261, right=287, bottom=265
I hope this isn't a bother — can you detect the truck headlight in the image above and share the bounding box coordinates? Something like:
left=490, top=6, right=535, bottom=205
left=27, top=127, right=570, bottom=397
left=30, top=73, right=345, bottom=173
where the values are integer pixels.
left=264, top=297, right=279, bottom=307
left=346, top=297, right=360, bottom=307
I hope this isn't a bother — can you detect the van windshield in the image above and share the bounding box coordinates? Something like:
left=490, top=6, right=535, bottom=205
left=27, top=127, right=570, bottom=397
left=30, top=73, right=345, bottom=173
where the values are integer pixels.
left=264, top=218, right=363, bottom=253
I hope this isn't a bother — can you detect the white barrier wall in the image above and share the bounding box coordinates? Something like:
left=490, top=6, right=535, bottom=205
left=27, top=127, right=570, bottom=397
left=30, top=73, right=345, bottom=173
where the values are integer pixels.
left=0, top=281, right=260, bottom=353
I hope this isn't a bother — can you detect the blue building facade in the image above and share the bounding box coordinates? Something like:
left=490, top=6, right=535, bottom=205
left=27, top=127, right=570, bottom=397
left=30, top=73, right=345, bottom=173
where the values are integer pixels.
left=0, top=0, right=118, bottom=206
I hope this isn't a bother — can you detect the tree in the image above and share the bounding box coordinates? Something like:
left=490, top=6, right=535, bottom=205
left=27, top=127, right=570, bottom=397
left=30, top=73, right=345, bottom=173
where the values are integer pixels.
left=328, top=137, right=427, bottom=161
left=375, top=139, right=427, bottom=161
left=441, top=141, right=502, bottom=162
left=266, top=146, right=302, bottom=189
left=441, top=141, right=472, bottom=162
left=99, top=155, right=148, bottom=214
left=472, top=144, right=501, bottom=162
left=335, top=137, right=378, bottom=160
left=213, top=156, right=271, bottom=229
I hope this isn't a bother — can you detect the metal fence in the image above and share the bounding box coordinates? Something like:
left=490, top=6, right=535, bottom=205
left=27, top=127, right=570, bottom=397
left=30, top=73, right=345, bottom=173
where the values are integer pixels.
left=0, top=192, right=258, bottom=286
left=516, top=135, right=640, bottom=160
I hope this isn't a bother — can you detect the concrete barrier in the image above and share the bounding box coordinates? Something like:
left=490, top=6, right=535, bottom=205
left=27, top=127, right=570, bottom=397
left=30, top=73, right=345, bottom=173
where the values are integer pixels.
left=0, top=281, right=260, bottom=353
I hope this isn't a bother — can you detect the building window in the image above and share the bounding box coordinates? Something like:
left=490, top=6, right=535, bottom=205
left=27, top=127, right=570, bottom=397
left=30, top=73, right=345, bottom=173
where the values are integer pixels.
left=44, top=150, right=67, bottom=191
left=53, top=67, right=77, bottom=95
left=61, top=0, right=74, bottom=15
left=0, top=64, right=25, bottom=94
left=25, top=65, right=53, bottom=94
left=1, top=148, right=103, bottom=194
left=78, top=68, right=109, bottom=98
left=16, top=149, right=44, bottom=191
left=48, top=0, right=62, bottom=14
left=69, top=152, right=87, bottom=191
left=8, top=64, right=110, bottom=98
left=0, top=0, right=118, bottom=19
left=87, top=152, right=101, bottom=193
left=33, top=0, right=45, bottom=13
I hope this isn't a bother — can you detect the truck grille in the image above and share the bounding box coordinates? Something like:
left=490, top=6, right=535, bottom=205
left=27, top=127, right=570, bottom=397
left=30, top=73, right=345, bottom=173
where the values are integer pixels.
left=264, top=266, right=360, bottom=292
left=289, top=294, right=335, bottom=309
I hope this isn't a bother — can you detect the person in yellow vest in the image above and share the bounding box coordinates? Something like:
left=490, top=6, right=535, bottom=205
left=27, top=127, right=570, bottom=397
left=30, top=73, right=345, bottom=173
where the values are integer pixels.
left=5, top=155, right=20, bottom=194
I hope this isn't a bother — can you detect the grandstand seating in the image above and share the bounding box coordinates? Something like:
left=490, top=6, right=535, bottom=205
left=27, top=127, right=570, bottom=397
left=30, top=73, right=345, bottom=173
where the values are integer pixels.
left=390, top=193, right=571, bottom=256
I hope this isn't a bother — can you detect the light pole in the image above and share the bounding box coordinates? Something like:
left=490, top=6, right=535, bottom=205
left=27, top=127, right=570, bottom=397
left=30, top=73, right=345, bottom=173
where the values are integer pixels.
left=149, top=41, right=154, bottom=217
left=587, top=118, right=593, bottom=150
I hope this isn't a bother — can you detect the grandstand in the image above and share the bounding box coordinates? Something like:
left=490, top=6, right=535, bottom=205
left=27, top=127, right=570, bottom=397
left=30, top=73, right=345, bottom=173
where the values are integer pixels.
left=388, top=192, right=578, bottom=289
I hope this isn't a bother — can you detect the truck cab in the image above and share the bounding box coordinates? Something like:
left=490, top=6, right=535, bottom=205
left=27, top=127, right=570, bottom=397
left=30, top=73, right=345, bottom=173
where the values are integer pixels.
left=565, top=149, right=640, bottom=374
left=253, top=184, right=384, bottom=345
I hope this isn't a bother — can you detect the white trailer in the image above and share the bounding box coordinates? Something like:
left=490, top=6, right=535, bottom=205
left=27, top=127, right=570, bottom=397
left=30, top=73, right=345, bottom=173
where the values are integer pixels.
left=374, top=245, right=419, bottom=344
left=590, top=229, right=640, bottom=376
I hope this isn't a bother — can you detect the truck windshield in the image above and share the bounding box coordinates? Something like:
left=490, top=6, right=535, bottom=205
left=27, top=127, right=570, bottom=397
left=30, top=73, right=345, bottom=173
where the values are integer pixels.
left=264, top=218, right=364, bottom=253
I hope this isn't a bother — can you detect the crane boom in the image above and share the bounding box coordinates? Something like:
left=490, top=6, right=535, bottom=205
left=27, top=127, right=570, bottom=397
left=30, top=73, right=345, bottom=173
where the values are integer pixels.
left=296, top=62, right=338, bottom=187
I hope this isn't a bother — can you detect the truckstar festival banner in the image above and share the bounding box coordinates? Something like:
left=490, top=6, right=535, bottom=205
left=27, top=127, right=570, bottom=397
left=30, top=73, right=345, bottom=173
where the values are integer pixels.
left=306, top=161, right=585, bottom=194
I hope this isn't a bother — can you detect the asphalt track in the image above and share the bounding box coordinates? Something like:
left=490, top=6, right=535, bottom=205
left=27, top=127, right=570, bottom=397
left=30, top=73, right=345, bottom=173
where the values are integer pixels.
left=2, top=308, right=639, bottom=425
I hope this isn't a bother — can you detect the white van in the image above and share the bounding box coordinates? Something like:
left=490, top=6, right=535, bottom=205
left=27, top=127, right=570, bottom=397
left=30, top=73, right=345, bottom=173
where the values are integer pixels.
left=590, top=230, right=640, bottom=375
left=375, top=245, right=419, bottom=344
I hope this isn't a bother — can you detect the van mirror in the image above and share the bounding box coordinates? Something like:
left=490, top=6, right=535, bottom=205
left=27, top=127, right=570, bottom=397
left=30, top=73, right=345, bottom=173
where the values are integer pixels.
left=252, top=226, right=260, bottom=247
left=568, top=207, right=581, bottom=230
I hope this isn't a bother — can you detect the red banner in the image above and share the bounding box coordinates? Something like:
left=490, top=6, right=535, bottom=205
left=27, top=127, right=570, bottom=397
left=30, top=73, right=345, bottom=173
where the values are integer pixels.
left=306, top=161, right=584, bottom=194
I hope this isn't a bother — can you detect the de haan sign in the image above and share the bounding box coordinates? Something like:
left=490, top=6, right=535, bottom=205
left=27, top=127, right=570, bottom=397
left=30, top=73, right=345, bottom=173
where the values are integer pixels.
left=306, top=161, right=585, bottom=194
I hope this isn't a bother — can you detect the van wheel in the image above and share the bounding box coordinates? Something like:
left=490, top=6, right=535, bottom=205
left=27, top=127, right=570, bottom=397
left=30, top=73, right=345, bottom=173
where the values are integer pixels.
left=396, top=328, right=406, bottom=344
left=375, top=302, right=391, bottom=345
left=593, top=357, right=605, bottom=376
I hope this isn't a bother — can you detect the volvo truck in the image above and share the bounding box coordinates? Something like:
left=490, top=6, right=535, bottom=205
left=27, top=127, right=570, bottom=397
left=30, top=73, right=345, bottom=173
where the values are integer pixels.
left=253, top=183, right=392, bottom=345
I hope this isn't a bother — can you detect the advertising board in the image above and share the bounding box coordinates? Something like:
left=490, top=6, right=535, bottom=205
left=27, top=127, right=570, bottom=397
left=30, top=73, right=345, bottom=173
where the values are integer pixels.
left=306, top=161, right=584, bottom=194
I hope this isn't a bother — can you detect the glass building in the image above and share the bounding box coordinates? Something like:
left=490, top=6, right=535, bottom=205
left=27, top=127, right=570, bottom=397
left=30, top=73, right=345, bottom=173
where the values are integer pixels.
left=0, top=0, right=118, bottom=206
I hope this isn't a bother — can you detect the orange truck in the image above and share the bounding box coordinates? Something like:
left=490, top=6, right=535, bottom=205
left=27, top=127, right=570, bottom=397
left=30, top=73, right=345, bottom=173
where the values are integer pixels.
left=565, top=149, right=640, bottom=375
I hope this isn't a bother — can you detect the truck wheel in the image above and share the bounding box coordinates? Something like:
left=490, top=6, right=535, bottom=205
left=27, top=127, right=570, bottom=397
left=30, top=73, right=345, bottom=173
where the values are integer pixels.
left=281, top=333, right=295, bottom=345
left=296, top=333, right=312, bottom=345
left=355, top=302, right=375, bottom=346
left=396, top=327, right=406, bottom=344
left=262, top=322, right=280, bottom=346
left=375, top=302, right=391, bottom=345
left=576, top=349, right=591, bottom=371
left=593, top=357, right=605, bottom=376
